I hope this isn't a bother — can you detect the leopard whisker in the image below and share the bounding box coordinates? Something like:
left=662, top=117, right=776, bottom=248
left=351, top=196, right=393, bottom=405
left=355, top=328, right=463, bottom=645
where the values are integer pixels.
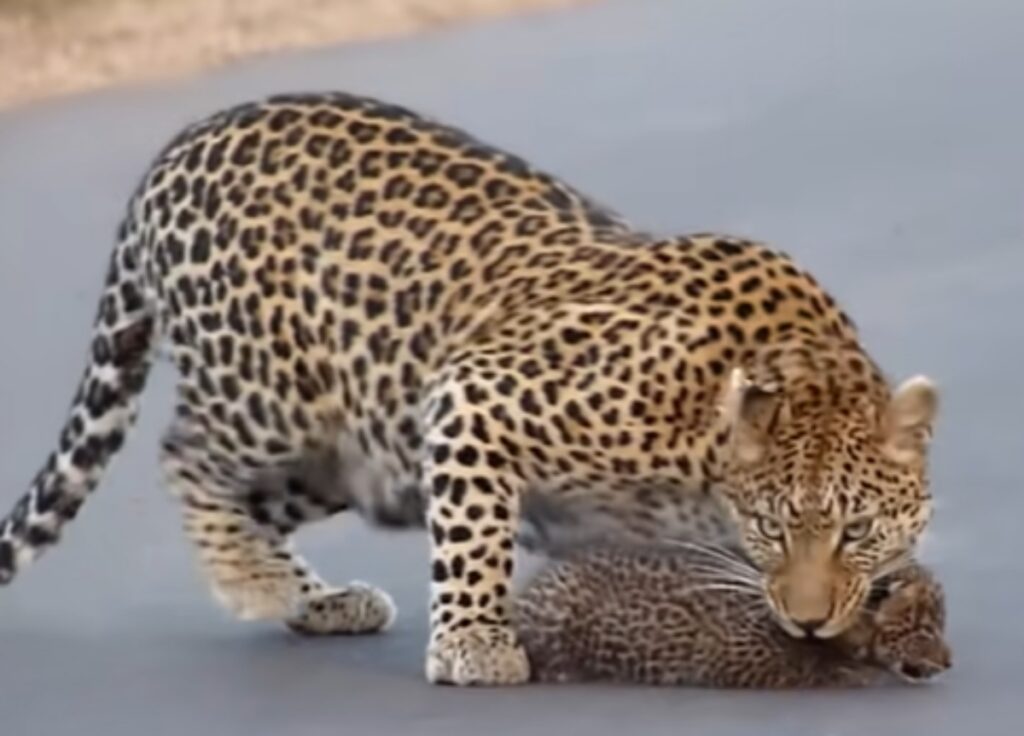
left=872, top=552, right=914, bottom=584
left=681, top=573, right=764, bottom=590
left=663, top=539, right=758, bottom=573
left=685, top=564, right=763, bottom=586
left=733, top=596, right=771, bottom=619
left=688, top=578, right=764, bottom=594
left=677, top=582, right=763, bottom=599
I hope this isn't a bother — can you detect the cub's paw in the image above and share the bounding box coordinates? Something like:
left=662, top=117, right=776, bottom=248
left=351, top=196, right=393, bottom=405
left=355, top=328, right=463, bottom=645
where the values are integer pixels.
left=287, top=582, right=397, bottom=636
left=426, top=624, right=530, bottom=686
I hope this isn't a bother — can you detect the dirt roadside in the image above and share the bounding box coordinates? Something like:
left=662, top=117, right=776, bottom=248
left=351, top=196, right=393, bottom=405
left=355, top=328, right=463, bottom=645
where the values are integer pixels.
left=0, top=0, right=590, bottom=109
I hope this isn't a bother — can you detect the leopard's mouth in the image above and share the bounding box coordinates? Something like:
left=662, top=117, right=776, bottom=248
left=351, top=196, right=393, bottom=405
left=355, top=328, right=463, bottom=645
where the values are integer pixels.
left=898, top=663, right=926, bottom=681
left=893, top=655, right=951, bottom=683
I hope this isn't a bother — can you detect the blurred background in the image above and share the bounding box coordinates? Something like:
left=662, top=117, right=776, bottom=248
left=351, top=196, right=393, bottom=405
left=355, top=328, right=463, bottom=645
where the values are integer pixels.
left=0, top=0, right=587, bottom=108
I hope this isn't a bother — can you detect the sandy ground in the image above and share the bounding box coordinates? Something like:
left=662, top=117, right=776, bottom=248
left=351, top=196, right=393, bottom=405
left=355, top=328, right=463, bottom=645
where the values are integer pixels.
left=0, top=0, right=588, bottom=109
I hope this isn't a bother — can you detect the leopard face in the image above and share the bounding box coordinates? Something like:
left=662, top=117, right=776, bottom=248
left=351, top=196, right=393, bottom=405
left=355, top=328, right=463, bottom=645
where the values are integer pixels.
left=863, top=566, right=950, bottom=682
left=715, top=363, right=939, bottom=640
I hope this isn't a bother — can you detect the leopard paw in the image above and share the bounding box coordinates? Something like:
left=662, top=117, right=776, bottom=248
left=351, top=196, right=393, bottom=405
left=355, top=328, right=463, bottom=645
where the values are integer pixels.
left=426, top=624, right=530, bottom=686
left=287, top=582, right=396, bottom=635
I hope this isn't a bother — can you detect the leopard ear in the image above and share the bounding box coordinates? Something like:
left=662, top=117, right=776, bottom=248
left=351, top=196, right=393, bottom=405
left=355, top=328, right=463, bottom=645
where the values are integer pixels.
left=882, top=376, right=938, bottom=466
left=722, top=368, right=789, bottom=466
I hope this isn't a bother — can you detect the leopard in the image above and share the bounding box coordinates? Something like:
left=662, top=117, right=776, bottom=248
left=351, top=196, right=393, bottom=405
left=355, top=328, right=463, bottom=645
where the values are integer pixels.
left=0, top=91, right=939, bottom=686
left=515, top=543, right=951, bottom=687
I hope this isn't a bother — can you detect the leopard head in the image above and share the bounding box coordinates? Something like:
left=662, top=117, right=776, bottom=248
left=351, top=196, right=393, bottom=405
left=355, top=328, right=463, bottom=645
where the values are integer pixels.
left=714, top=360, right=939, bottom=640
left=868, top=567, right=951, bottom=682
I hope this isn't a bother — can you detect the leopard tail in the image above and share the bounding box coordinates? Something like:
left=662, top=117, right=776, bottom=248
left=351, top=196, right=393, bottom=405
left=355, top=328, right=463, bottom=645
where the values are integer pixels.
left=0, top=203, right=158, bottom=585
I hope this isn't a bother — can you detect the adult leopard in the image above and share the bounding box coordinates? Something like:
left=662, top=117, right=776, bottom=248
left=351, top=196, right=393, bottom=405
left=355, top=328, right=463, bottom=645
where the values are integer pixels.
left=0, top=92, right=938, bottom=685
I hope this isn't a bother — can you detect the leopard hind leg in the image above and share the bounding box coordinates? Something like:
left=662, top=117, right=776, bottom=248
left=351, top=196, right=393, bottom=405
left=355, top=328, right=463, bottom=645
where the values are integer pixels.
left=161, top=418, right=396, bottom=635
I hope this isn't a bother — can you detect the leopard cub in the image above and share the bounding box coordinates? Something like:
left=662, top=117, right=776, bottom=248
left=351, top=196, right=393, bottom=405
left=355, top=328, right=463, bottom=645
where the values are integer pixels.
left=515, top=545, right=951, bottom=688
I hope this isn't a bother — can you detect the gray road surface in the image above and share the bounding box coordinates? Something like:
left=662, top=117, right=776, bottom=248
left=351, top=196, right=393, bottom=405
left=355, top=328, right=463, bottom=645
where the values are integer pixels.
left=1, top=0, right=1022, bottom=733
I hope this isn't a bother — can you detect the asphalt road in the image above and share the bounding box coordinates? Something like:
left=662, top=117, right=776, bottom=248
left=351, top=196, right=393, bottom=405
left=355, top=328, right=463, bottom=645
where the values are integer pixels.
left=1, top=0, right=1022, bottom=733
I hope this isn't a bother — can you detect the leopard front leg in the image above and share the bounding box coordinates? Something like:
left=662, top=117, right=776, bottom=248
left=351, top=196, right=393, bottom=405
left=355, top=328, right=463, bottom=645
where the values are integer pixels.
left=422, top=380, right=529, bottom=686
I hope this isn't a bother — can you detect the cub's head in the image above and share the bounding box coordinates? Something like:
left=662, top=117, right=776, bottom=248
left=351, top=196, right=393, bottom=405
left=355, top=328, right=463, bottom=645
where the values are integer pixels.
left=714, top=365, right=939, bottom=639
left=868, top=566, right=951, bottom=682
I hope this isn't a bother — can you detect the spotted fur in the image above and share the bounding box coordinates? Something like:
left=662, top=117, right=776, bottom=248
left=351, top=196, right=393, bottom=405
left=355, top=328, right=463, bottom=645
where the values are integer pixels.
left=516, top=545, right=951, bottom=687
left=0, top=92, right=938, bottom=685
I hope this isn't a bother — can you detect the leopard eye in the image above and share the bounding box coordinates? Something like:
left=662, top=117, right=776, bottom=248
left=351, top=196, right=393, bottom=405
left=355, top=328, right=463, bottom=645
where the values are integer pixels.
left=842, top=519, right=873, bottom=544
left=755, top=515, right=784, bottom=542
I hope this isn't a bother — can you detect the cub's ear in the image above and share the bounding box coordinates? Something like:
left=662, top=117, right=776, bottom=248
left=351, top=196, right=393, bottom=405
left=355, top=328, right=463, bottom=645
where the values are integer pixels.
left=882, top=376, right=939, bottom=465
left=721, top=368, right=789, bottom=466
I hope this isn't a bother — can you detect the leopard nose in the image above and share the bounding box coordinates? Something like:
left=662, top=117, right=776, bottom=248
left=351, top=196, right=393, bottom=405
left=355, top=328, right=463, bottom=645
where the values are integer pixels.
left=792, top=617, right=828, bottom=637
